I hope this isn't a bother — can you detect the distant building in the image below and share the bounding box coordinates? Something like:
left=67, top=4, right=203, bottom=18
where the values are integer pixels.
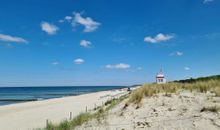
left=156, top=69, right=166, bottom=84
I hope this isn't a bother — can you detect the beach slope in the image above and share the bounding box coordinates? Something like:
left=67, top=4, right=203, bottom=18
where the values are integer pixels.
left=0, top=89, right=127, bottom=130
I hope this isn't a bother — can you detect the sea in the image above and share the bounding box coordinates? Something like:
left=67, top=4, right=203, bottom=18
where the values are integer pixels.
left=0, top=86, right=126, bottom=106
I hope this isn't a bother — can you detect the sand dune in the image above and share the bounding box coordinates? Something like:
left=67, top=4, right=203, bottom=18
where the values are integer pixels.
left=77, top=91, right=220, bottom=130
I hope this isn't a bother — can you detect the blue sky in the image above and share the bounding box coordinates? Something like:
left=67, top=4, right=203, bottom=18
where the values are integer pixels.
left=0, top=0, right=220, bottom=86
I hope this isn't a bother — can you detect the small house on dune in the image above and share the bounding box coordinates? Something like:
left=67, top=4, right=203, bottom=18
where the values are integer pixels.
left=156, top=69, right=166, bottom=84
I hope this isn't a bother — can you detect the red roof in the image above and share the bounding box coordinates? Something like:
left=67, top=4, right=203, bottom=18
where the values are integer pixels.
left=156, top=73, right=165, bottom=78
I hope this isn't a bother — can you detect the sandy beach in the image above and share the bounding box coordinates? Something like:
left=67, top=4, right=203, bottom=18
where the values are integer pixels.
left=0, top=88, right=128, bottom=130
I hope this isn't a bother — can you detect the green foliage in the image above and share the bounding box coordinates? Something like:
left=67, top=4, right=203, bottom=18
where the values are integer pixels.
left=45, top=122, right=54, bottom=130
left=174, top=75, right=220, bottom=83
left=44, top=113, right=92, bottom=130
left=106, top=95, right=128, bottom=111
left=58, top=120, right=70, bottom=130
left=70, top=113, right=92, bottom=128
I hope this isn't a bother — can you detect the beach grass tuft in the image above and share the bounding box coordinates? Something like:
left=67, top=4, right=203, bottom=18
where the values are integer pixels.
left=39, top=75, right=220, bottom=130
left=127, top=77, right=220, bottom=105
left=42, top=95, right=127, bottom=130
left=43, top=113, right=92, bottom=130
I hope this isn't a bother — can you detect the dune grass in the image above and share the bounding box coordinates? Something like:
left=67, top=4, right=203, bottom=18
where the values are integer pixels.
left=41, top=95, right=127, bottom=130
left=45, top=113, right=92, bottom=130
left=39, top=75, right=220, bottom=129
left=127, top=78, right=220, bottom=105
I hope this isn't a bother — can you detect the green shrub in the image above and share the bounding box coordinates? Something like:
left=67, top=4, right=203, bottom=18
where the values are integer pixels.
left=70, top=113, right=91, bottom=128
left=58, top=120, right=70, bottom=130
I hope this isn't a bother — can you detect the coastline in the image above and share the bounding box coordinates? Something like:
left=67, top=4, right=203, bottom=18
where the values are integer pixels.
left=0, top=87, right=135, bottom=130
left=0, top=86, right=126, bottom=106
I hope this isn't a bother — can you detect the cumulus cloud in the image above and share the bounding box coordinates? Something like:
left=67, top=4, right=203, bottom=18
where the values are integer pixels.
left=41, top=22, right=59, bottom=35
left=203, top=0, right=214, bottom=4
left=74, top=58, right=85, bottom=64
left=52, top=61, right=59, bottom=65
left=144, top=33, right=174, bottom=43
left=170, top=51, right=183, bottom=56
left=72, top=12, right=101, bottom=32
left=0, top=34, right=28, bottom=44
left=184, top=67, right=190, bottom=70
left=105, top=63, right=130, bottom=69
left=80, top=40, right=92, bottom=48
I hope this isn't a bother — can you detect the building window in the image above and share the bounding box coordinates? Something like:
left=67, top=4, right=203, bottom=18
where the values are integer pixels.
left=158, top=79, right=163, bottom=82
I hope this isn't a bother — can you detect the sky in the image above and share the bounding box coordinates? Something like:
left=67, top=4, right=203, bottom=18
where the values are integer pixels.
left=0, top=0, right=220, bottom=86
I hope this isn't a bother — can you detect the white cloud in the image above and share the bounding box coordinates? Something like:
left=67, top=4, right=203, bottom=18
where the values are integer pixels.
left=72, top=12, right=101, bottom=32
left=74, top=58, right=85, bottom=64
left=0, top=34, right=28, bottom=44
left=144, top=33, right=174, bottom=43
left=52, top=61, right=59, bottom=65
left=203, top=0, right=214, bottom=4
left=170, top=51, right=183, bottom=56
left=176, top=51, right=183, bottom=56
left=184, top=67, right=190, bottom=70
left=105, top=63, right=130, bottom=69
left=65, top=16, right=72, bottom=21
left=59, top=16, right=72, bottom=23
left=41, top=22, right=59, bottom=35
left=80, top=40, right=92, bottom=48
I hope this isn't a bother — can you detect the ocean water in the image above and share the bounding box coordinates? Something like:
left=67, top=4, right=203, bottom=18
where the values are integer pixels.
left=0, top=86, right=125, bottom=106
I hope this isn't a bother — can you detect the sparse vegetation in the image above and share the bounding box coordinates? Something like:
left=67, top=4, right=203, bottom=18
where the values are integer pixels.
left=128, top=75, right=220, bottom=105
left=44, top=113, right=92, bottom=130
left=39, top=75, right=220, bottom=130
left=174, top=75, right=220, bottom=83
left=42, top=95, right=128, bottom=130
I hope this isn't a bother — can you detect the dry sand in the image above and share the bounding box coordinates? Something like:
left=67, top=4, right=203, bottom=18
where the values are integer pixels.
left=0, top=89, right=128, bottom=130
left=78, top=91, right=220, bottom=130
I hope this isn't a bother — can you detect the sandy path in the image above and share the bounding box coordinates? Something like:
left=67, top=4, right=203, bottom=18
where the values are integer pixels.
left=0, top=89, right=127, bottom=130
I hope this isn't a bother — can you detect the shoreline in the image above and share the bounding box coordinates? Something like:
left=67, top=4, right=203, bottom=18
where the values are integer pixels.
left=0, top=86, right=136, bottom=130
left=0, top=86, right=128, bottom=106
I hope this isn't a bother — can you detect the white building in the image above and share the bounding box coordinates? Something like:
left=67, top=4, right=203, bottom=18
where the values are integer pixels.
left=156, top=69, right=166, bottom=84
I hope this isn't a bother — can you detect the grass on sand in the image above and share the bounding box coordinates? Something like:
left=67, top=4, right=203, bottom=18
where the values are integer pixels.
left=127, top=76, right=220, bottom=105
left=40, top=95, right=128, bottom=130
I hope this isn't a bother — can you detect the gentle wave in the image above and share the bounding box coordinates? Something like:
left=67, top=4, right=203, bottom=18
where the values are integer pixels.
left=0, top=99, right=38, bottom=102
left=0, top=86, right=126, bottom=106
